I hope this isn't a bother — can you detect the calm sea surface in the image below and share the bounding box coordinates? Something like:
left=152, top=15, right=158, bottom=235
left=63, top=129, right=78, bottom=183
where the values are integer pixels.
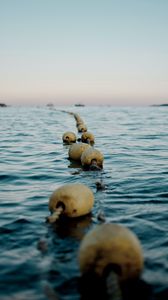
left=0, top=106, right=168, bottom=300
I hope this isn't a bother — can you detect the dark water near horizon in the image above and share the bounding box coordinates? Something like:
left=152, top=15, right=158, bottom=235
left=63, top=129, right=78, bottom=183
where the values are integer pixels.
left=0, top=106, right=168, bottom=300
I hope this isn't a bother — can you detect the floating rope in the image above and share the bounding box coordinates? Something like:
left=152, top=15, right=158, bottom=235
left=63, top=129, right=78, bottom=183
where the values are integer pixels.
left=46, top=206, right=64, bottom=223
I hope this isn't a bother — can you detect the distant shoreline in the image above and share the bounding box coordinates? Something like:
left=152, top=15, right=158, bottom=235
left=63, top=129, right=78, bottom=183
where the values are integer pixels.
left=152, top=103, right=168, bottom=107
left=1, top=102, right=168, bottom=107
left=0, top=103, right=8, bottom=107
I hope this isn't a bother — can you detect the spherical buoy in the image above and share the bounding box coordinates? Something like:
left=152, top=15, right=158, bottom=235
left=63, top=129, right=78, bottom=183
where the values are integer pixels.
left=46, top=183, right=94, bottom=223
left=81, top=132, right=95, bottom=144
left=77, top=123, right=87, bottom=133
left=78, top=223, right=143, bottom=281
left=81, top=148, right=104, bottom=170
left=69, top=143, right=91, bottom=161
left=62, top=131, right=76, bottom=144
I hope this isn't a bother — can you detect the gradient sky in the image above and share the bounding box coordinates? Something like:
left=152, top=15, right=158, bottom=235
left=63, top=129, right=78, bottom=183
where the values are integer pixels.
left=0, top=0, right=168, bottom=105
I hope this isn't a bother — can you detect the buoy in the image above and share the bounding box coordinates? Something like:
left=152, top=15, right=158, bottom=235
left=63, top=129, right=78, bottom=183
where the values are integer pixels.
left=77, top=123, right=87, bottom=133
left=73, top=113, right=82, bottom=121
left=81, top=132, right=95, bottom=144
left=81, top=148, right=104, bottom=170
left=74, top=113, right=84, bottom=124
left=76, top=120, right=84, bottom=127
left=69, top=143, right=91, bottom=161
left=78, top=223, right=143, bottom=279
left=78, top=223, right=143, bottom=299
left=46, top=183, right=94, bottom=223
left=62, top=131, right=76, bottom=144
left=73, top=113, right=87, bottom=130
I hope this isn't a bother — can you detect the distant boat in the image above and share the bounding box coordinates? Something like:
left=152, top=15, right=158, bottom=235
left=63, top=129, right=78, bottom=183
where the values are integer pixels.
left=46, top=103, right=54, bottom=107
left=152, top=103, right=168, bottom=107
left=74, top=103, right=85, bottom=107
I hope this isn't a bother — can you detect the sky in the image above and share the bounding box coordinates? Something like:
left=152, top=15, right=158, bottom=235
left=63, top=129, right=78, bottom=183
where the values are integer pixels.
left=0, top=0, right=168, bottom=106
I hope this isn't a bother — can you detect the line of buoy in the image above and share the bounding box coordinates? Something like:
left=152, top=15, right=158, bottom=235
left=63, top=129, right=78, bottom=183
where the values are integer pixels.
left=71, top=111, right=144, bottom=298
left=46, top=112, right=96, bottom=223
left=62, top=111, right=104, bottom=171
left=46, top=109, right=144, bottom=299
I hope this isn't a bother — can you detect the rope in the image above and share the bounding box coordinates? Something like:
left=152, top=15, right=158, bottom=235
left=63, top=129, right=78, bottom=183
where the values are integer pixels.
left=106, top=271, right=123, bottom=300
left=90, top=160, right=102, bottom=171
left=95, top=170, right=106, bottom=222
left=46, top=206, right=64, bottom=223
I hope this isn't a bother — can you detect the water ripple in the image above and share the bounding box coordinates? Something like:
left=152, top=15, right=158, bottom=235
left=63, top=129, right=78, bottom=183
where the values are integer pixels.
left=0, top=106, right=168, bottom=299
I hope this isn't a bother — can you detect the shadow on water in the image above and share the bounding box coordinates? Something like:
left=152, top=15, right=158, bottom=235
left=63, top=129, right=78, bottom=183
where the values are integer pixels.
left=67, top=159, right=82, bottom=169
left=49, top=214, right=93, bottom=240
left=40, top=214, right=93, bottom=300
left=79, top=274, right=154, bottom=300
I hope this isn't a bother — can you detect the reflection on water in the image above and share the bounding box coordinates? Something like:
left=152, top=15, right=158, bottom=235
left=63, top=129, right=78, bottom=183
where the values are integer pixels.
left=0, top=106, right=168, bottom=299
left=68, top=159, right=82, bottom=169
left=51, top=214, right=93, bottom=240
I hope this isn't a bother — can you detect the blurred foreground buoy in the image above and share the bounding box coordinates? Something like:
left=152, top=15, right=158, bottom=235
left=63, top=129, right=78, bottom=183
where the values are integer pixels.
left=81, top=148, right=104, bottom=170
left=78, top=223, right=143, bottom=299
left=46, top=183, right=94, bottom=223
left=78, top=223, right=143, bottom=279
left=68, top=143, right=91, bottom=161
left=62, top=131, right=76, bottom=144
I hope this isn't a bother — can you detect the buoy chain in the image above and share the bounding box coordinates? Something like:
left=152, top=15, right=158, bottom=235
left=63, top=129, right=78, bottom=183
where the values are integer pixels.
left=62, top=110, right=106, bottom=222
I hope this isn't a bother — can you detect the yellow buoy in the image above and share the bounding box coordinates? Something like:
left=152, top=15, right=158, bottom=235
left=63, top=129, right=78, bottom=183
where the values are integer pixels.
left=78, top=223, right=143, bottom=281
left=68, top=143, right=91, bottom=161
left=81, top=148, right=104, bottom=170
left=47, top=183, right=94, bottom=223
left=62, top=131, right=76, bottom=144
left=73, top=113, right=82, bottom=121
left=76, top=120, right=84, bottom=127
left=77, top=123, right=87, bottom=133
left=81, top=132, right=95, bottom=144
left=73, top=113, right=84, bottom=125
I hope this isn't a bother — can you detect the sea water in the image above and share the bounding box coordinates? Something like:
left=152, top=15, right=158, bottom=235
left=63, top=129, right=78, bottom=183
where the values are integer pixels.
left=0, top=105, right=168, bottom=299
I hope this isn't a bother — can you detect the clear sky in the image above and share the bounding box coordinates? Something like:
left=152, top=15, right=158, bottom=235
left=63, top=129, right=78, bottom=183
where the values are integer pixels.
left=0, top=0, right=168, bottom=106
